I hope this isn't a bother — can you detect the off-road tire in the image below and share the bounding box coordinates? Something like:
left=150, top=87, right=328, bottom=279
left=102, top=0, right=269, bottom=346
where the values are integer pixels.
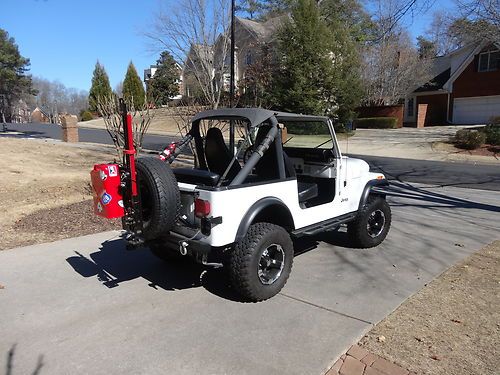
left=347, top=195, right=391, bottom=248
left=229, top=223, right=294, bottom=302
left=136, top=157, right=180, bottom=240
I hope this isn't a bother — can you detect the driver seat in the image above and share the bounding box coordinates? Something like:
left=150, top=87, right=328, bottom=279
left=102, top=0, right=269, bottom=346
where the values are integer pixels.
left=204, top=127, right=241, bottom=180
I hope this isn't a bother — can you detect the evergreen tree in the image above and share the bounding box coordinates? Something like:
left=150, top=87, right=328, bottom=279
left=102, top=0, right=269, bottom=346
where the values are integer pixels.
left=88, top=61, right=112, bottom=112
left=0, top=29, right=34, bottom=122
left=270, top=0, right=362, bottom=122
left=147, top=52, right=179, bottom=106
left=417, top=36, right=437, bottom=58
left=122, top=62, right=146, bottom=108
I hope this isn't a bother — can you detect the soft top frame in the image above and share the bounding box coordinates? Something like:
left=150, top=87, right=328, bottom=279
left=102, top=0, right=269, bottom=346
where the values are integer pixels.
left=191, top=108, right=329, bottom=129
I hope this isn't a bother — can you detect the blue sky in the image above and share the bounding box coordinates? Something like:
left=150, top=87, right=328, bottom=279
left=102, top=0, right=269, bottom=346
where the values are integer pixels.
left=1, top=0, right=457, bottom=92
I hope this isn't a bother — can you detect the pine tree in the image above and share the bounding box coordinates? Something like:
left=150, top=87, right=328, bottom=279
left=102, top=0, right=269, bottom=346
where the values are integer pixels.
left=88, top=61, right=112, bottom=112
left=122, top=62, right=146, bottom=108
left=270, top=0, right=362, bottom=123
left=0, top=29, right=34, bottom=122
left=147, top=52, right=179, bottom=106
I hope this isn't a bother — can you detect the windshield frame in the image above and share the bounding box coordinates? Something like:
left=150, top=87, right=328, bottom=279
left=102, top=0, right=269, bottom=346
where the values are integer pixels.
left=279, top=118, right=341, bottom=158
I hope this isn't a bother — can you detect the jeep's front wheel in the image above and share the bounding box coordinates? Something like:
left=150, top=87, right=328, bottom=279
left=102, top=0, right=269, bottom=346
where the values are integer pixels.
left=347, top=196, right=391, bottom=248
left=229, top=223, right=294, bottom=302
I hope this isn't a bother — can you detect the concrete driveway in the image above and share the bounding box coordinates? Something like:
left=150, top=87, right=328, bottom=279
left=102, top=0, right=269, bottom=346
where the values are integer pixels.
left=1, top=182, right=499, bottom=374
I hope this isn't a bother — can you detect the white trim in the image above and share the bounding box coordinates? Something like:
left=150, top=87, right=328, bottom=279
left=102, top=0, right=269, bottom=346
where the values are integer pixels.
left=478, top=48, right=500, bottom=72
left=443, top=41, right=487, bottom=91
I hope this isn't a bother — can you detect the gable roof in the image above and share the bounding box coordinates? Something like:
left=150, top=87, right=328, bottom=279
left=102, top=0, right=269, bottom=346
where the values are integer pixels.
left=414, top=68, right=451, bottom=92
left=414, top=39, right=498, bottom=93
left=33, top=106, right=51, bottom=118
left=236, top=15, right=286, bottom=42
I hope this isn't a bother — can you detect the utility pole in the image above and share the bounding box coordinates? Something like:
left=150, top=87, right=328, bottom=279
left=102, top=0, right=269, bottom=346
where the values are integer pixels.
left=229, top=0, right=236, bottom=154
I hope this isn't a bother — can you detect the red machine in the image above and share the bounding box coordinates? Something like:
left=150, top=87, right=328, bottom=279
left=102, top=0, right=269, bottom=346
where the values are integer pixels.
left=90, top=163, right=124, bottom=219
left=90, top=99, right=139, bottom=228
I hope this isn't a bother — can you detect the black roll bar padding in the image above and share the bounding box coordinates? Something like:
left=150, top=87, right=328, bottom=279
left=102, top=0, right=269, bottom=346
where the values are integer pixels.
left=273, top=119, right=286, bottom=179
left=167, top=133, right=193, bottom=163
left=229, top=118, right=279, bottom=186
left=190, top=120, right=208, bottom=169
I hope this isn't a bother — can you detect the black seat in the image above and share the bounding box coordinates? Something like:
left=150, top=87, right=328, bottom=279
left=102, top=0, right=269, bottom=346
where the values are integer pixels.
left=173, top=168, right=220, bottom=186
left=254, top=126, right=318, bottom=203
left=204, top=127, right=241, bottom=180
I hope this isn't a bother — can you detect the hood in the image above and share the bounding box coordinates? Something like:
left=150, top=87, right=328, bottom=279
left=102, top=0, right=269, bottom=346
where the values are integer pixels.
left=342, top=156, right=370, bottom=179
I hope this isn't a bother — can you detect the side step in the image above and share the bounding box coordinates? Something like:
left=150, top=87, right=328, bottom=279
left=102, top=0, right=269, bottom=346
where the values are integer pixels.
left=292, top=212, right=357, bottom=237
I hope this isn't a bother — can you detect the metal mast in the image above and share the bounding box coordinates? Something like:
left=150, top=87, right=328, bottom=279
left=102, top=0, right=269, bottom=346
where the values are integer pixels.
left=229, top=0, right=236, bottom=153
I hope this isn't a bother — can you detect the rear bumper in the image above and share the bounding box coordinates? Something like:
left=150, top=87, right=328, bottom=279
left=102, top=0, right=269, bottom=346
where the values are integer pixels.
left=160, top=230, right=212, bottom=256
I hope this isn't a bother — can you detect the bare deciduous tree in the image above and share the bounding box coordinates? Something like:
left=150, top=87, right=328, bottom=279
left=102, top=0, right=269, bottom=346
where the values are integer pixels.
left=145, top=0, right=232, bottom=109
left=362, top=31, right=431, bottom=105
left=362, top=0, right=433, bottom=105
left=97, top=95, right=155, bottom=159
left=456, top=0, right=500, bottom=41
left=28, top=77, right=88, bottom=122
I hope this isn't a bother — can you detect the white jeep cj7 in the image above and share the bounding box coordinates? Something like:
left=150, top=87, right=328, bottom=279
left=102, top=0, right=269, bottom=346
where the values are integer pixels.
left=92, top=108, right=391, bottom=302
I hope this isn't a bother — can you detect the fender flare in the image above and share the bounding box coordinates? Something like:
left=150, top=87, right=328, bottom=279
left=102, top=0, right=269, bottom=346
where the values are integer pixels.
left=358, top=179, right=389, bottom=211
left=235, top=197, right=295, bottom=242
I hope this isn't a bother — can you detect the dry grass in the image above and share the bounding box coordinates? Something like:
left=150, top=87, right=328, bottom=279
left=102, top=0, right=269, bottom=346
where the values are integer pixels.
left=0, top=138, right=120, bottom=250
left=80, top=107, right=187, bottom=136
left=360, top=241, right=500, bottom=375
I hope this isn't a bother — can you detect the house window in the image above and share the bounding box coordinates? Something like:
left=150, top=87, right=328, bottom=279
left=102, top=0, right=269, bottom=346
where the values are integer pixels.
left=407, top=98, right=414, bottom=117
left=478, top=49, right=499, bottom=72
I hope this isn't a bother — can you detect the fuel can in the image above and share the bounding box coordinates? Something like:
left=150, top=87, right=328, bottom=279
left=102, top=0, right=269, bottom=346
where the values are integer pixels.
left=90, top=164, right=125, bottom=219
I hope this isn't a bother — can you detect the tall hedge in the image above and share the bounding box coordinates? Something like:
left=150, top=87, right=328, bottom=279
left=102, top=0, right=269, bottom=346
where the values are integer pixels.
left=353, top=117, right=397, bottom=129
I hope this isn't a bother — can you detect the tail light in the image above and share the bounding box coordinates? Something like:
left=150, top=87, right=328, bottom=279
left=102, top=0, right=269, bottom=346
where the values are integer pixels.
left=194, top=198, right=211, bottom=218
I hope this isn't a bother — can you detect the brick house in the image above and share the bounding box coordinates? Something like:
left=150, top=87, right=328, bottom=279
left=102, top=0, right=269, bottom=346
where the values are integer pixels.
left=31, top=106, right=51, bottom=123
left=404, top=40, right=500, bottom=126
left=180, top=16, right=283, bottom=99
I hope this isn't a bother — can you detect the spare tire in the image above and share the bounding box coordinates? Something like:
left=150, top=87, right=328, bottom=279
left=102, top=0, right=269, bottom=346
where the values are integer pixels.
left=136, top=157, right=180, bottom=240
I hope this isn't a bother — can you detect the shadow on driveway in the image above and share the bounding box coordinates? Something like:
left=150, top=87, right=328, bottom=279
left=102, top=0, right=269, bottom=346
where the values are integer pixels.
left=4, top=344, right=44, bottom=375
left=66, top=182, right=499, bottom=303
left=65, top=240, right=248, bottom=301
left=65, top=234, right=345, bottom=303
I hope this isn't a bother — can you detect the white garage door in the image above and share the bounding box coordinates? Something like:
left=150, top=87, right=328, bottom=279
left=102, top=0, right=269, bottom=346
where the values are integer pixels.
left=453, top=95, right=500, bottom=124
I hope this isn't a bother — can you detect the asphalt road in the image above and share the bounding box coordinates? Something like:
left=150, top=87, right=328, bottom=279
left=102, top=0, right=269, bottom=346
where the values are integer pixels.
left=1, top=183, right=499, bottom=374
left=3, top=122, right=499, bottom=191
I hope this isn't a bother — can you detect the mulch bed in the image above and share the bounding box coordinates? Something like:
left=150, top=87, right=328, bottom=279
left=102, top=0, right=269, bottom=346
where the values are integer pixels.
left=455, top=143, right=500, bottom=157
left=11, top=200, right=121, bottom=248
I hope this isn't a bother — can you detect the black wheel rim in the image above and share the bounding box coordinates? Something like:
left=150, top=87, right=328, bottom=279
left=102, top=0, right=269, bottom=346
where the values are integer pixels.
left=367, top=209, right=385, bottom=238
left=258, top=244, right=285, bottom=285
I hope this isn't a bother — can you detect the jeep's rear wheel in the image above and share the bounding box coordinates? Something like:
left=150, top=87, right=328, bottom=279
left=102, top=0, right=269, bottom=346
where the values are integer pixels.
left=136, top=157, right=180, bottom=240
left=347, top=195, right=391, bottom=248
left=229, top=223, right=294, bottom=302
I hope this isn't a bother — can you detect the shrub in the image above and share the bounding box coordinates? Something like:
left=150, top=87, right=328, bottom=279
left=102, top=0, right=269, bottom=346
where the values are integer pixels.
left=353, top=117, right=397, bottom=129
left=483, top=124, right=500, bottom=146
left=488, top=116, right=500, bottom=125
left=454, top=129, right=486, bottom=150
left=80, top=110, right=93, bottom=122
